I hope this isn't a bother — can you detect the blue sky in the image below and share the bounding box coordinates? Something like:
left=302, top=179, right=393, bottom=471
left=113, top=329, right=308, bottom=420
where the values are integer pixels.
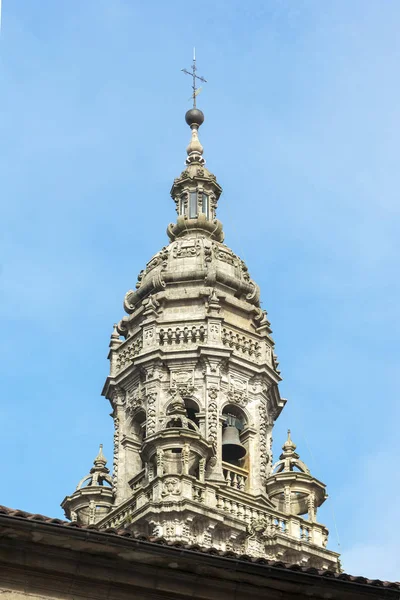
left=1, top=0, right=399, bottom=581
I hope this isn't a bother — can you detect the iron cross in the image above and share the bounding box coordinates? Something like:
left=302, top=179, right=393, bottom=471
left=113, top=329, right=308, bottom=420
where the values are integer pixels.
left=181, top=48, right=207, bottom=108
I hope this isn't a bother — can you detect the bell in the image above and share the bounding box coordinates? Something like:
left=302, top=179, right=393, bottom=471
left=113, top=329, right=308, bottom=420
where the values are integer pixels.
left=222, top=426, right=246, bottom=462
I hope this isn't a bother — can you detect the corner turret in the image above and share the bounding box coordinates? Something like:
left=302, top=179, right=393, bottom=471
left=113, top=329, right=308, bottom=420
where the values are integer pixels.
left=61, top=445, right=114, bottom=525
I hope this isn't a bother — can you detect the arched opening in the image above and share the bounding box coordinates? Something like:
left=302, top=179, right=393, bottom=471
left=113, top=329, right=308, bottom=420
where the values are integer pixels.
left=131, top=409, right=147, bottom=471
left=184, top=398, right=200, bottom=427
left=131, top=409, right=146, bottom=441
left=221, top=405, right=248, bottom=471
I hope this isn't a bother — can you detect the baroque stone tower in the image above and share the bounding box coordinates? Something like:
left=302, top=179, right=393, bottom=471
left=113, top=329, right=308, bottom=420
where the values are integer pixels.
left=62, top=101, right=340, bottom=571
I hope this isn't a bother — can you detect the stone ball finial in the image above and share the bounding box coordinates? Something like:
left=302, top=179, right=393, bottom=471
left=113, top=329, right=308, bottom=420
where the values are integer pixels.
left=185, top=108, right=204, bottom=128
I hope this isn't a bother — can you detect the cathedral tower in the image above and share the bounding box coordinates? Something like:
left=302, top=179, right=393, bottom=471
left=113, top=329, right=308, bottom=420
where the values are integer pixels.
left=62, top=73, right=340, bottom=571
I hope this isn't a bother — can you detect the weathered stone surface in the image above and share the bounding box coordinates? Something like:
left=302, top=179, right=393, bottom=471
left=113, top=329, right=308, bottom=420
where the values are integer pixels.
left=61, top=109, right=340, bottom=572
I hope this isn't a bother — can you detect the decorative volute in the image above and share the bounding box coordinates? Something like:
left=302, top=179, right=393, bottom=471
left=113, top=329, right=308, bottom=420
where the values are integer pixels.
left=61, top=445, right=114, bottom=525
left=266, top=431, right=327, bottom=523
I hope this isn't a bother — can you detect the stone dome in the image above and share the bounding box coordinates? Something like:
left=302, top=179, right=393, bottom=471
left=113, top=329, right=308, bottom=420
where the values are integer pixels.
left=120, top=237, right=261, bottom=325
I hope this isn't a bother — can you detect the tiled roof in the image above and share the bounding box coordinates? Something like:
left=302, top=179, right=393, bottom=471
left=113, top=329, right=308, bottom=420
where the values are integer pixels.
left=0, top=504, right=398, bottom=591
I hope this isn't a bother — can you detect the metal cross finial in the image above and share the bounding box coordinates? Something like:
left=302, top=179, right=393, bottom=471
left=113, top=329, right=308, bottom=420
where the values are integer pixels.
left=181, top=48, right=207, bottom=108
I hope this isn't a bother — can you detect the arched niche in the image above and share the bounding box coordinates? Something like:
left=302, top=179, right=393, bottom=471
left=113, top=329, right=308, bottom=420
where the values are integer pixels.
left=130, top=409, right=147, bottom=442
left=184, top=398, right=200, bottom=426
left=220, top=401, right=252, bottom=427
left=163, top=396, right=200, bottom=429
left=221, top=404, right=249, bottom=469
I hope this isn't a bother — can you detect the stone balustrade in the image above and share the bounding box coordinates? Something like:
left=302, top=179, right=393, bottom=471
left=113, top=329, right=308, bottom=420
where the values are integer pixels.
left=115, top=333, right=143, bottom=372
left=222, top=462, right=248, bottom=492
left=215, top=491, right=328, bottom=548
left=221, top=327, right=262, bottom=360
left=158, top=325, right=206, bottom=345
left=100, top=473, right=328, bottom=551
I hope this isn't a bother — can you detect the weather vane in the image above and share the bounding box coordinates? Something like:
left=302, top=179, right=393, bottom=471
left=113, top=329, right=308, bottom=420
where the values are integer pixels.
left=181, top=48, right=207, bottom=108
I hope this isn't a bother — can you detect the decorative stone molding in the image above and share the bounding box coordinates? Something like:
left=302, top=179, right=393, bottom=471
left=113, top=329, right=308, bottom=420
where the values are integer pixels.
left=146, top=391, right=157, bottom=435
left=170, top=369, right=194, bottom=389
left=258, top=401, right=269, bottom=488
left=113, top=416, right=120, bottom=494
left=143, top=326, right=156, bottom=348
left=126, top=387, right=145, bottom=417
left=207, top=393, right=219, bottom=446
left=116, top=336, right=143, bottom=371
left=172, top=239, right=202, bottom=258
left=161, top=477, right=181, bottom=497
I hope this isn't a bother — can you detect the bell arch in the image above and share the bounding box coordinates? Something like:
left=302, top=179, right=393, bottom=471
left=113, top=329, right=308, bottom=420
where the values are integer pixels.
left=221, top=404, right=248, bottom=468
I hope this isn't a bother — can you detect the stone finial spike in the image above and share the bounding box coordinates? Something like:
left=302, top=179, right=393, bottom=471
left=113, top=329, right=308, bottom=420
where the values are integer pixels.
left=94, top=444, right=107, bottom=468
left=109, top=323, right=122, bottom=351
left=282, top=429, right=297, bottom=454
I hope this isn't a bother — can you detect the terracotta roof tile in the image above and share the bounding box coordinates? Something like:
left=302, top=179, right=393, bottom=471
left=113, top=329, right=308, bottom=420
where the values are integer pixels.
left=0, top=504, right=398, bottom=590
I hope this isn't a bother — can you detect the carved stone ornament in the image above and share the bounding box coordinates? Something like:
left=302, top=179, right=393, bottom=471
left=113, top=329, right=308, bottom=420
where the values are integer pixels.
left=172, top=239, right=201, bottom=259
left=227, top=388, right=248, bottom=407
left=161, top=477, right=181, bottom=497
left=142, top=295, right=160, bottom=316
left=113, top=416, right=120, bottom=493
left=112, top=386, right=126, bottom=407
left=171, top=370, right=193, bottom=387
left=209, top=322, right=221, bottom=341
left=247, top=517, right=275, bottom=540
left=258, top=401, right=269, bottom=487
left=227, top=377, right=248, bottom=406
left=136, top=270, right=145, bottom=290
left=207, top=394, right=219, bottom=446
left=208, top=386, right=218, bottom=400
left=126, top=387, right=144, bottom=416
left=146, top=391, right=157, bottom=435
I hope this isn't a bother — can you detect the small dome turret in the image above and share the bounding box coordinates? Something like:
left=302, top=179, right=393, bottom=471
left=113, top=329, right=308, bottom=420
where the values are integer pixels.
left=266, top=431, right=328, bottom=523
left=61, top=445, right=114, bottom=525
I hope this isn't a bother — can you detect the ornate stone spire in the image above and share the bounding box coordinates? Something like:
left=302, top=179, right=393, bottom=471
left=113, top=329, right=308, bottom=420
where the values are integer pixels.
left=266, top=431, right=328, bottom=528
left=63, top=61, right=340, bottom=573
left=93, top=444, right=108, bottom=470
left=168, top=104, right=223, bottom=243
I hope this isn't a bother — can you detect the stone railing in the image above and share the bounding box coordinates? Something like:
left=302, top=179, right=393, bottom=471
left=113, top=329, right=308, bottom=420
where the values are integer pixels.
left=221, top=327, right=261, bottom=359
left=192, top=484, right=205, bottom=503
left=215, top=492, right=327, bottom=548
left=158, top=325, right=206, bottom=346
left=116, top=333, right=143, bottom=371
left=115, top=323, right=209, bottom=373
left=100, top=473, right=328, bottom=550
left=222, top=462, right=248, bottom=492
